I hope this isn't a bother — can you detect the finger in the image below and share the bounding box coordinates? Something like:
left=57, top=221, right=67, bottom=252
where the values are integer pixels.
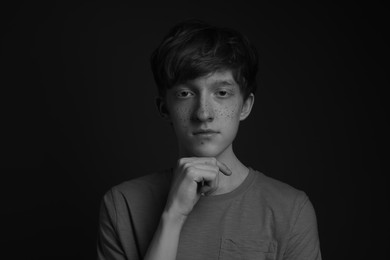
left=215, top=161, right=232, bottom=176
left=188, top=168, right=219, bottom=193
left=179, top=157, right=232, bottom=176
left=189, top=157, right=232, bottom=176
left=200, top=183, right=218, bottom=196
left=186, top=165, right=217, bottom=182
left=199, top=172, right=219, bottom=195
left=191, top=164, right=219, bottom=174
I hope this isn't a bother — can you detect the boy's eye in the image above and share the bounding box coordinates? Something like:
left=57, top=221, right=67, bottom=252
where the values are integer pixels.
left=216, top=90, right=231, bottom=97
left=176, top=90, right=194, bottom=98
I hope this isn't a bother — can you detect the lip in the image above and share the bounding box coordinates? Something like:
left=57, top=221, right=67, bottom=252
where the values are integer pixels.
left=193, top=129, right=220, bottom=136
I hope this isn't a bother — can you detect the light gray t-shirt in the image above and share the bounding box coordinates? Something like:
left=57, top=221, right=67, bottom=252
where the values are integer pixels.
left=97, top=168, right=321, bottom=260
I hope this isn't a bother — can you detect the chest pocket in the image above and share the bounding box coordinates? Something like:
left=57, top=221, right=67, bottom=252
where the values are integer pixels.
left=219, top=237, right=277, bottom=260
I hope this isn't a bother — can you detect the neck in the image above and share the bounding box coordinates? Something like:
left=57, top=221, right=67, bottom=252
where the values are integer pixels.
left=214, top=145, right=249, bottom=194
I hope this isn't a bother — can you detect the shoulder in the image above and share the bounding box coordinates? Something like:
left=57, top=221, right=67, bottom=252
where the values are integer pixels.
left=103, top=169, right=173, bottom=206
left=249, top=168, right=309, bottom=213
left=116, top=169, right=172, bottom=193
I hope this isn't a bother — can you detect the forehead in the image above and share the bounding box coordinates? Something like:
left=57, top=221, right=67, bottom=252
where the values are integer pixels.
left=177, top=70, right=238, bottom=89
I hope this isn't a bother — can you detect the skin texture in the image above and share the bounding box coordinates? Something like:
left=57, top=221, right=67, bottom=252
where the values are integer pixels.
left=157, top=69, right=255, bottom=203
left=158, top=69, right=254, bottom=159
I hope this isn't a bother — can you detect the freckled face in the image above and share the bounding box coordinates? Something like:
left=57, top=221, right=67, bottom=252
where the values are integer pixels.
left=164, top=70, right=251, bottom=157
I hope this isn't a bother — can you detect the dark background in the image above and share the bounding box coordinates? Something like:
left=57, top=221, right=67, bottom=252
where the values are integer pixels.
left=1, top=1, right=387, bottom=259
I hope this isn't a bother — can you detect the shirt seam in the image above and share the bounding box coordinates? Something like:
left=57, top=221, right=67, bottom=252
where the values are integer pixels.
left=110, top=188, right=120, bottom=235
left=284, top=191, right=309, bottom=256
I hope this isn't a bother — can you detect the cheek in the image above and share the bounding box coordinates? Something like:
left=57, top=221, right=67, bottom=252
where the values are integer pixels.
left=172, top=106, right=191, bottom=124
left=217, top=103, right=241, bottom=121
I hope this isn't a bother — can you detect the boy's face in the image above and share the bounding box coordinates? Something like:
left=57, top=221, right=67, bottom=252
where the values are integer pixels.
left=159, top=70, right=254, bottom=158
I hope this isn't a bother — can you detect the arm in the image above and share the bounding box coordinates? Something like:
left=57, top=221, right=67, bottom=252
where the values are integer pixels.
left=284, top=195, right=322, bottom=260
left=144, top=157, right=232, bottom=260
left=143, top=211, right=186, bottom=260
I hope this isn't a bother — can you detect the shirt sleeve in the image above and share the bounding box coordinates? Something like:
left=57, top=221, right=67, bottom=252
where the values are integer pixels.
left=284, top=194, right=322, bottom=260
left=97, top=188, right=127, bottom=260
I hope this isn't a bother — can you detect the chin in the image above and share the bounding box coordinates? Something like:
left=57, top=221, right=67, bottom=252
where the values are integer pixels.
left=187, top=143, right=227, bottom=158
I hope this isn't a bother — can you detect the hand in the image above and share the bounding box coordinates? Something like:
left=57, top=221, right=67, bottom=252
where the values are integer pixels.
left=164, top=157, right=232, bottom=222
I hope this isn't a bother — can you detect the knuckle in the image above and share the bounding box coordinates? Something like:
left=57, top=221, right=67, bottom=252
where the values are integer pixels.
left=208, top=164, right=219, bottom=174
left=178, top=158, right=187, bottom=166
left=185, top=165, right=196, bottom=176
left=183, top=162, right=192, bottom=170
left=209, top=157, right=217, bottom=164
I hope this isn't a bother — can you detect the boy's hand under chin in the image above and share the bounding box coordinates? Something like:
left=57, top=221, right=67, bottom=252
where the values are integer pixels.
left=164, top=157, right=232, bottom=222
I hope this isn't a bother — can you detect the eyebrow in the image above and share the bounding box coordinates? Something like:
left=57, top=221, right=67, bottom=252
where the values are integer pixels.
left=173, top=78, right=237, bottom=90
left=211, top=79, right=236, bottom=87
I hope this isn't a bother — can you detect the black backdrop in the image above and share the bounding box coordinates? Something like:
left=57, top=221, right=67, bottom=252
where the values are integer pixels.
left=1, top=1, right=387, bottom=259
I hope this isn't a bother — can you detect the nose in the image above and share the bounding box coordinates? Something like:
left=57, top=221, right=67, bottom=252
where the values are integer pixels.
left=192, top=95, right=214, bottom=122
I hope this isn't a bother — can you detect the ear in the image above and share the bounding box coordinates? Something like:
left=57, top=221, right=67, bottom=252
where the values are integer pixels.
left=239, top=93, right=255, bottom=121
left=155, top=96, right=171, bottom=121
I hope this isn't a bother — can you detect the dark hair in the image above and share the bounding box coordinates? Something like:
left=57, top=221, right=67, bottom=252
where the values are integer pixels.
left=150, top=19, right=259, bottom=100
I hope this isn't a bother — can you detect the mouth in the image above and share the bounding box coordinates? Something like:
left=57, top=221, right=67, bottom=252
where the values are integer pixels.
left=192, top=129, right=220, bottom=137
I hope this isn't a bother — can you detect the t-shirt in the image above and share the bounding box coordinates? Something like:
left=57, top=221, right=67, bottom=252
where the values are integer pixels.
left=97, top=167, right=322, bottom=260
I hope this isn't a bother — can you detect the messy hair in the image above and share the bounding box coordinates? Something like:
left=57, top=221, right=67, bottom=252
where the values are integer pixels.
left=150, top=19, right=259, bottom=100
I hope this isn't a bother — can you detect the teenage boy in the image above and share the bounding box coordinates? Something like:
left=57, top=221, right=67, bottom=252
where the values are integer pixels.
left=97, top=20, right=322, bottom=260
